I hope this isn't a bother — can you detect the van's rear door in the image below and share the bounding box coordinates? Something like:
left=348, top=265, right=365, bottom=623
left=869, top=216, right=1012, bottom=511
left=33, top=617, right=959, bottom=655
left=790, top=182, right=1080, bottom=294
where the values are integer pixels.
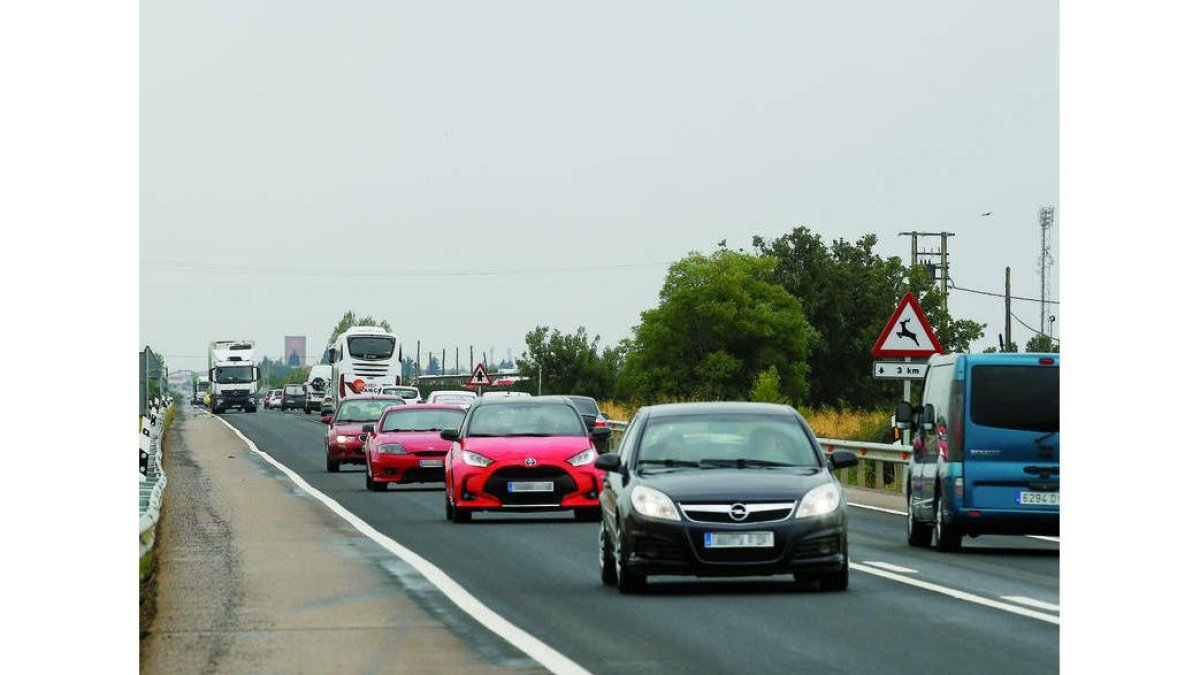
left=963, top=360, right=1059, bottom=510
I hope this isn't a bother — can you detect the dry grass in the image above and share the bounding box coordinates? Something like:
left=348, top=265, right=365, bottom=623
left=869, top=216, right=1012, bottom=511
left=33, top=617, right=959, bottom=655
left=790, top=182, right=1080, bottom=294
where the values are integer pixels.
left=598, top=400, right=892, bottom=443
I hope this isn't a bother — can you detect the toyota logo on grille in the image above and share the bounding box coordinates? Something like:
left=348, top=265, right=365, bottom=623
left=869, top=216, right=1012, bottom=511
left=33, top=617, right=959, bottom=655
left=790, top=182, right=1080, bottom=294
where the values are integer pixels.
left=524, top=457, right=537, bottom=467
left=729, top=503, right=749, bottom=521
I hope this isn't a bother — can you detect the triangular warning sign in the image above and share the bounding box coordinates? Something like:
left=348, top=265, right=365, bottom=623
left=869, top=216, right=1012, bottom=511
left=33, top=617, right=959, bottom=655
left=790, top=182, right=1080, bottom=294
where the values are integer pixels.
left=468, top=362, right=492, bottom=387
left=871, top=292, right=945, bottom=357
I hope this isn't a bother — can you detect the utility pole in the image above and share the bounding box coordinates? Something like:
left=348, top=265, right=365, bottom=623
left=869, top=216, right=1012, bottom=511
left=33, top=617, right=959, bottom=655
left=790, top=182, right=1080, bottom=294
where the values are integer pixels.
left=455, top=347, right=460, bottom=375
left=416, top=340, right=421, bottom=378
left=1038, top=206, right=1056, bottom=335
left=898, top=231, right=955, bottom=333
left=441, top=349, right=446, bottom=376
left=1005, top=266, right=1013, bottom=351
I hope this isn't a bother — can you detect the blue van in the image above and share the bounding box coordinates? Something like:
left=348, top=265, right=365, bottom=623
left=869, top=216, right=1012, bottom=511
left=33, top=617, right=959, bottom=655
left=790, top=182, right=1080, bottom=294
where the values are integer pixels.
left=899, top=352, right=1059, bottom=551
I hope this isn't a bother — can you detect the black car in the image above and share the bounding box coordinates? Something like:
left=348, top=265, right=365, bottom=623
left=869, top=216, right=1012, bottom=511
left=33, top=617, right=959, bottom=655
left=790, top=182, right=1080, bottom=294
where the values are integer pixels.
left=543, top=395, right=611, bottom=451
left=281, top=384, right=307, bottom=411
left=595, top=402, right=857, bottom=593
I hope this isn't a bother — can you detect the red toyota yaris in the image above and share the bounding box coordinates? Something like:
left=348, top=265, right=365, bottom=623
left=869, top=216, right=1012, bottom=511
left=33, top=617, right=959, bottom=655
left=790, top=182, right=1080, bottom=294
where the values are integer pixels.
left=321, top=394, right=405, bottom=472
left=362, top=404, right=467, bottom=491
left=441, top=396, right=612, bottom=523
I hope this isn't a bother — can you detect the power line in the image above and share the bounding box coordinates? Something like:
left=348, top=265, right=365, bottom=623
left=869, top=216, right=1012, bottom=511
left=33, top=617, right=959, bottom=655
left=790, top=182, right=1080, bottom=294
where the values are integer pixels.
left=1010, top=313, right=1060, bottom=342
left=948, top=280, right=1060, bottom=305
left=141, top=259, right=672, bottom=278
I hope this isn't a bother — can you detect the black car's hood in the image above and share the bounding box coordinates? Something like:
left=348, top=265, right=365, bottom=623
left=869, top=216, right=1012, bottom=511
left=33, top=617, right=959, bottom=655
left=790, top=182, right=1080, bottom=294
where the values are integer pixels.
left=638, top=468, right=832, bottom=503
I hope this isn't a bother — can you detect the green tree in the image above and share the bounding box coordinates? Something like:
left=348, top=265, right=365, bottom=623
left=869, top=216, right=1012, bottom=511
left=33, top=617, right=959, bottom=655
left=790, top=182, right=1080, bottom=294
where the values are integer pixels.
left=326, top=310, right=394, bottom=347
left=1025, top=333, right=1060, bottom=353
left=749, top=366, right=791, bottom=405
left=516, top=326, right=622, bottom=399
left=752, top=227, right=984, bottom=409
left=617, top=250, right=818, bottom=403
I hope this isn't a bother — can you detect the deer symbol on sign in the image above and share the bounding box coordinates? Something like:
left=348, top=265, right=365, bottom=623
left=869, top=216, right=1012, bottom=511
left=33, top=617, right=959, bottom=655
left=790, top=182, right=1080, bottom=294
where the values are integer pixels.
left=897, top=319, right=920, bottom=346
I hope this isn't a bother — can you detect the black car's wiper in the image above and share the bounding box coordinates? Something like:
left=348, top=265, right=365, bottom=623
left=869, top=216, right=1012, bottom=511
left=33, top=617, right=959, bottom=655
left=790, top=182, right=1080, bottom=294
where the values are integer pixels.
left=1035, top=430, right=1059, bottom=445
left=637, top=459, right=702, bottom=468
left=699, top=458, right=805, bottom=469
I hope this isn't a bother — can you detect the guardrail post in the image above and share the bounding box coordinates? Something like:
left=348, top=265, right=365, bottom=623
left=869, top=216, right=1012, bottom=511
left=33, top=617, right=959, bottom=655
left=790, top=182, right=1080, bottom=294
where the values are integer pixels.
left=856, top=458, right=866, bottom=488
left=874, top=460, right=885, bottom=490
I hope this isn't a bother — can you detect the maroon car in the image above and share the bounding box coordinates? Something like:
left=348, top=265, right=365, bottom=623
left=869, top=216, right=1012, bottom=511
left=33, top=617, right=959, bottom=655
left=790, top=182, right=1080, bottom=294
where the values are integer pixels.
left=362, top=404, right=467, bottom=491
left=321, top=394, right=405, bottom=472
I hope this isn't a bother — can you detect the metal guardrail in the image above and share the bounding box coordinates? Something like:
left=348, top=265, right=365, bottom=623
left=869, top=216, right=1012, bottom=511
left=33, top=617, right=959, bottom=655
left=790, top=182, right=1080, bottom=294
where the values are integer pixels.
left=606, top=419, right=913, bottom=493
left=140, top=399, right=172, bottom=567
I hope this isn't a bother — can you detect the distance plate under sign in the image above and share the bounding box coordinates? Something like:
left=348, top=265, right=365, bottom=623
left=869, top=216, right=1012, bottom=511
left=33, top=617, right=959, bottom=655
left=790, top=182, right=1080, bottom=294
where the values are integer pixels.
left=872, top=361, right=929, bottom=380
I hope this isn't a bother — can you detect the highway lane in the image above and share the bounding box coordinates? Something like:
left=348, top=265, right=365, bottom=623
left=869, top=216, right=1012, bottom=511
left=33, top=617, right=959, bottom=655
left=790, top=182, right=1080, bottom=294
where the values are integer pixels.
left=221, top=409, right=1059, bottom=675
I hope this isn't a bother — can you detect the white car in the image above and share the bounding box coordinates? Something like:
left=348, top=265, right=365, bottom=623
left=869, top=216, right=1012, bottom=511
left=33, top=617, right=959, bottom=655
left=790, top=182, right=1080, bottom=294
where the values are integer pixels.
left=426, top=390, right=479, bottom=407
left=380, top=385, right=422, bottom=405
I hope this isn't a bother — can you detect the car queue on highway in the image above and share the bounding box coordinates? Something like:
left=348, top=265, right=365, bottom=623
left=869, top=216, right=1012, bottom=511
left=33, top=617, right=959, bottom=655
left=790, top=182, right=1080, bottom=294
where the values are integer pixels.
left=214, top=348, right=1059, bottom=596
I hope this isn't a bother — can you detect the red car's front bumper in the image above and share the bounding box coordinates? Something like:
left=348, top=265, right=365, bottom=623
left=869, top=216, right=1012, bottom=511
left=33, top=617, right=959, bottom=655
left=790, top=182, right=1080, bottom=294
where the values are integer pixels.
left=448, top=460, right=603, bottom=511
left=327, top=440, right=366, bottom=464
left=369, top=452, right=447, bottom=484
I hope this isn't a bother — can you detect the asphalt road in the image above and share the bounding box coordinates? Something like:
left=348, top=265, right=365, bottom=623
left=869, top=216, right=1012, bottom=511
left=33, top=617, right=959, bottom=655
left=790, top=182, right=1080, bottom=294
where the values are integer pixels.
left=220, top=408, right=1059, bottom=675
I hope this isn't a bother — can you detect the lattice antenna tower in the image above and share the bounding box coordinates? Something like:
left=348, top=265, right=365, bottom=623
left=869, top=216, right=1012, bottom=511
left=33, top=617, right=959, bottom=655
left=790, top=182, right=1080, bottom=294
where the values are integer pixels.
left=1038, top=206, right=1056, bottom=335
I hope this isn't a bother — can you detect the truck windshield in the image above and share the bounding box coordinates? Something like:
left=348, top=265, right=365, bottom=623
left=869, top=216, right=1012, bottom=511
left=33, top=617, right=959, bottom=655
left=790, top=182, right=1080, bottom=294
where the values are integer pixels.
left=214, top=366, right=255, bottom=384
left=347, top=336, right=395, bottom=360
left=970, top=366, right=1059, bottom=432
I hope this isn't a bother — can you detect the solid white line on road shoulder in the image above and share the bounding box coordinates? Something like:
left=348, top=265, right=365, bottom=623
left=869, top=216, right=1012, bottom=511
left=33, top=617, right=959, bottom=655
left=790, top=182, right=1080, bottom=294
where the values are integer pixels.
left=860, top=561, right=918, bottom=574
left=849, top=562, right=1060, bottom=625
left=1001, top=596, right=1060, bottom=612
left=848, top=501, right=906, bottom=516
left=210, top=415, right=591, bottom=675
left=848, top=502, right=1061, bottom=544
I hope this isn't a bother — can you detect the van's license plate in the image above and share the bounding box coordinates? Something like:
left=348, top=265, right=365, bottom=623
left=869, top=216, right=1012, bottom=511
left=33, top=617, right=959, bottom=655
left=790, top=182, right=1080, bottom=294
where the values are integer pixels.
left=1018, top=491, right=1059, bottom=506
left=704, top=532, right=774, bottom=548
left=508, top=481, right=554, bottom=493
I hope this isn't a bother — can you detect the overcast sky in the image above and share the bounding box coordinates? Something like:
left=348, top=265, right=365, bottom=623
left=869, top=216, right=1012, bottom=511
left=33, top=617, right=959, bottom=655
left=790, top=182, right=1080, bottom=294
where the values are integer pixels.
left=141, top=0, right=1058, bottom=375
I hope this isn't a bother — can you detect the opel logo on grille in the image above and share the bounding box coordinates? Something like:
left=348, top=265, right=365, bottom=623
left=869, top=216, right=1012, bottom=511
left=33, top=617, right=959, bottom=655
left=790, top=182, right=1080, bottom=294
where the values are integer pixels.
left=729, top=503, right=749, bottom=521
left=524, top=457, right=537, bottom=467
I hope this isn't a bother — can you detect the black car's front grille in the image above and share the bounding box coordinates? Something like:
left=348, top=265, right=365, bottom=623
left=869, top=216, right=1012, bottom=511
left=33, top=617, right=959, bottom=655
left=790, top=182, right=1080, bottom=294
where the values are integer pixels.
left=680, top=503, right=796, bottom=525
left=687, top=531, right=785, bottom=564
left=483, top=466, right=577, bottom=506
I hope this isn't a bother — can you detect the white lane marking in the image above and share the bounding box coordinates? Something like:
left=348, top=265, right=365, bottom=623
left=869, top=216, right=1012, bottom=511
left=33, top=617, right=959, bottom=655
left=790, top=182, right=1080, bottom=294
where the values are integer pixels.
left=860, top=561, right=918, bottom=574
left=1002, top=596, right=1060, bottom=612
left=848, top=501, right=905, bottom=516
left=210, top=415, right=591, bottom=675
left=849, top=562, right=1060, bottom=625
left=847, top=502, right=1060, bottom=544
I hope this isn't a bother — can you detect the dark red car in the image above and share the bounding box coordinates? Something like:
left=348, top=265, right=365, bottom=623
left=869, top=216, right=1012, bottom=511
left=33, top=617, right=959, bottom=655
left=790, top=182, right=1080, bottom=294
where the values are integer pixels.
left=441, top=397, right=612, bottom=522
left=362, top=404, right=467, bottom=491
left=321, top=394, right=405, bottom=472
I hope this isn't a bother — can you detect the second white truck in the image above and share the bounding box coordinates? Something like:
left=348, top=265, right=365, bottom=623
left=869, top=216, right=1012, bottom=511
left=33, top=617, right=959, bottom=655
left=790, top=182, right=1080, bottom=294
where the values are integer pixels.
left=208, top=340, right=259, bottom=414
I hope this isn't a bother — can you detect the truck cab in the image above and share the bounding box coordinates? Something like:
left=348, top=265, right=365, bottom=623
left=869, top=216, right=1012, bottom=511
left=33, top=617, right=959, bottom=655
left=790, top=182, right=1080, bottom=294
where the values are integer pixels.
left=209, top=340, right=259, bottom=414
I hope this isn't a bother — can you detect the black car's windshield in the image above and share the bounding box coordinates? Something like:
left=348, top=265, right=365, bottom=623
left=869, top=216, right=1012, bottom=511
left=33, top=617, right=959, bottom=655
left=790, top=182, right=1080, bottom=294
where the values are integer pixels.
left=566, top=396, right=600, bottom=417
left=467, top=403, right=586, bottom=437
left=213, top=366, right=255, bottom=384
left=335, top=398, right=404, bottom=423
left=381, top=409, right=466, bottom=433
left=285, top=385, right=304, bottom=395
left=636, top=414, right=821, bottom=471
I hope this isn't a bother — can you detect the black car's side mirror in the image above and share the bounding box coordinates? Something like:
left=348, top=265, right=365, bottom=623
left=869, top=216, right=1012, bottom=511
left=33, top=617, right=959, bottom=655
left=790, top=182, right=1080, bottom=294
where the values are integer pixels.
left=829, top=449, right=857, bottom=470
left=894, top=401, right=913, bottom=430
left=440, top=428, right=461, bottom=441
left=591, top=426, right=613, bottom=440
left=594, top=453, right=621, bottom=472
left=362, top=424, right=375, bottom=434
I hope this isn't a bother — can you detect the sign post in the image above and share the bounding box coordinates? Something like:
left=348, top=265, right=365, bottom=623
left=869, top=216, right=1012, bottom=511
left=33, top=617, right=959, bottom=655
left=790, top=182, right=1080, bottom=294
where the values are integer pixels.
left=871, top=292, right=944, bottom=446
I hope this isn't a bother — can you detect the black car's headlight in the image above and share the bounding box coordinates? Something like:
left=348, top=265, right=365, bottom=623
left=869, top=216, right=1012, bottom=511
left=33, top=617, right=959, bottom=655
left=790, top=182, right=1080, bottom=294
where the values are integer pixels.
left=631, top=485, right=680, bottom=521
left=796, top=483, right=841, bottom=518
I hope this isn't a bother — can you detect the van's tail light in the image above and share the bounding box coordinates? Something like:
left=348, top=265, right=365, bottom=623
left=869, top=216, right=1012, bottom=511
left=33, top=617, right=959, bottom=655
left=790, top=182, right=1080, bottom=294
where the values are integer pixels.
left=955, top=477, right=964, bottom=497
left=1039, top=357, right=1055, bottom=365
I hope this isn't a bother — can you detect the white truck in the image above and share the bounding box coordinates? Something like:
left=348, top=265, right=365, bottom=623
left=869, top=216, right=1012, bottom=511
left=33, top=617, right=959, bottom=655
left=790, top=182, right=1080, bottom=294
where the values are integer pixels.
left=208, top=340, right=259, bottom=414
